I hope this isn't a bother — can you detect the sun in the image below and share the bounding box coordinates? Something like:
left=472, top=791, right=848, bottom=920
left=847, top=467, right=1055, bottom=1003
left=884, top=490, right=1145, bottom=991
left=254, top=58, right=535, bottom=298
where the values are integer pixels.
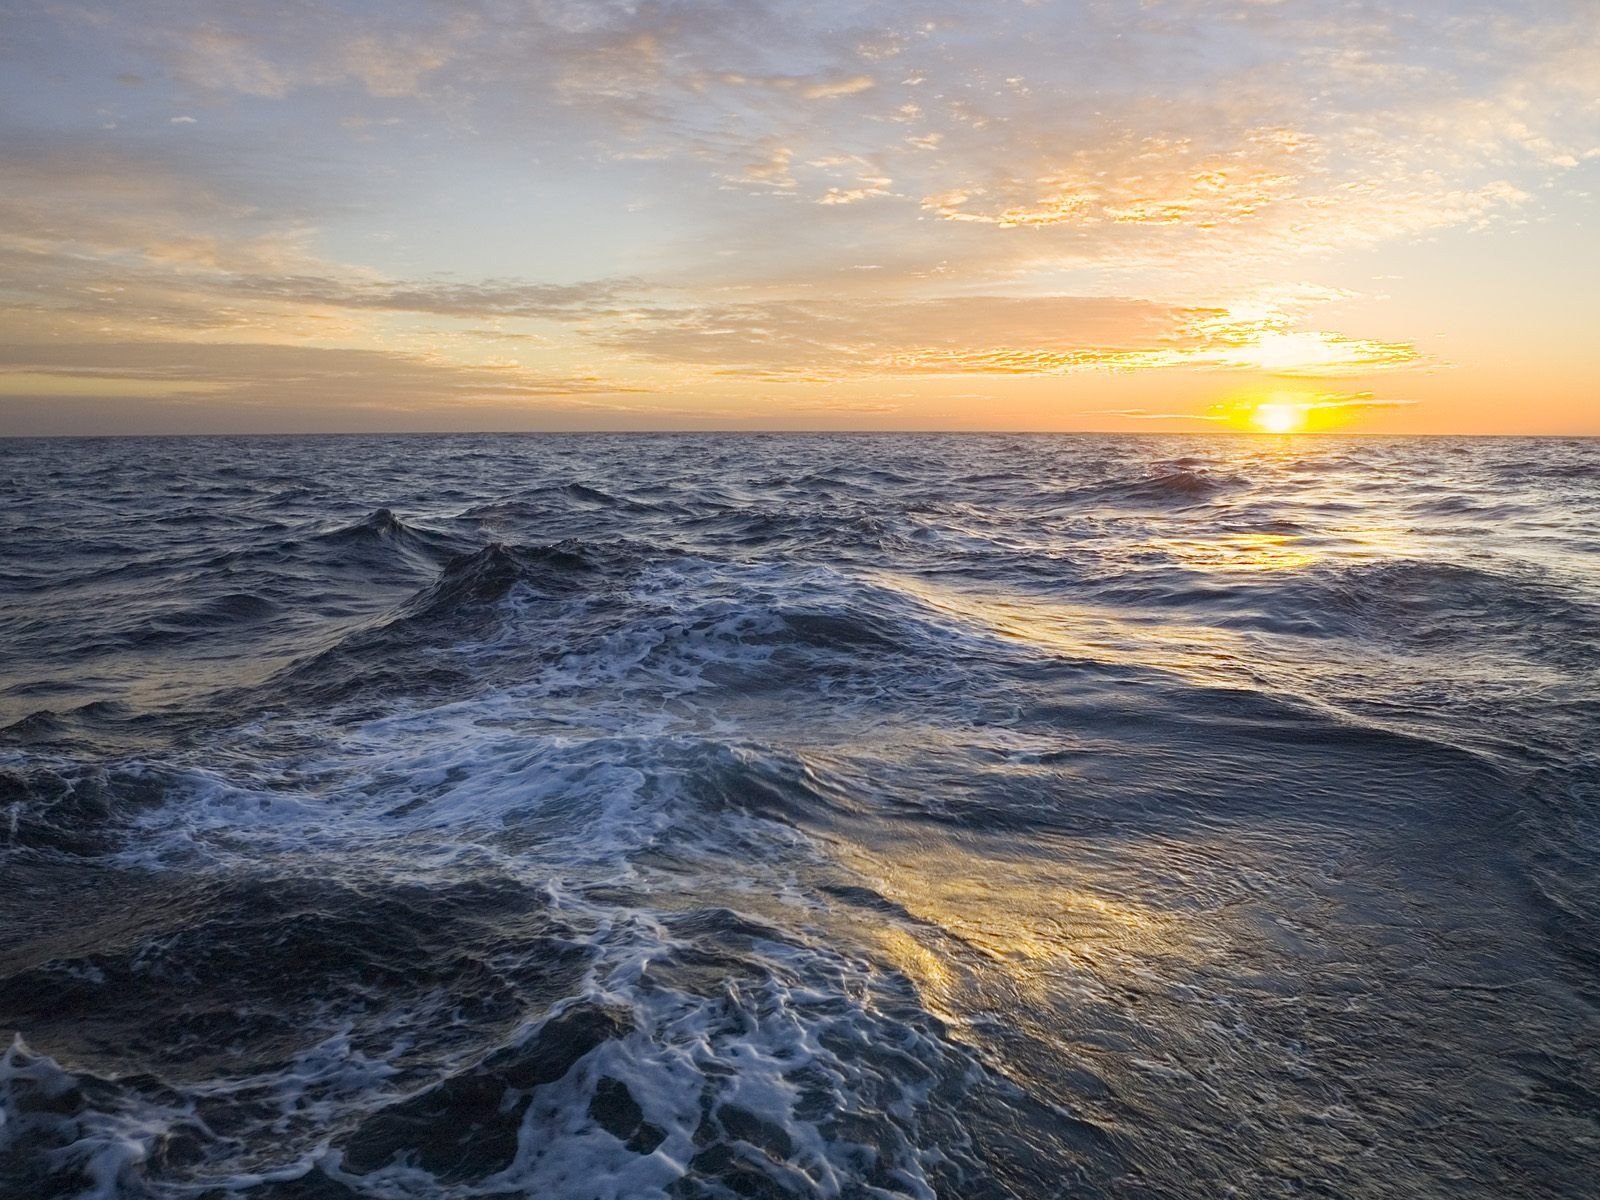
left=1207, top=392, right=1331, bottom=433
left=1250, top=402, right=1308, bottom=434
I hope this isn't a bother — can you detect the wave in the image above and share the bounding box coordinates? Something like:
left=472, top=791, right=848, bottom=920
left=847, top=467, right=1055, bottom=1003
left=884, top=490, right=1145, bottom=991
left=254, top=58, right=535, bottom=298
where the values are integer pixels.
left=462, top=482, right=676, bottom=525
left=1277, top=559, right=1598, bottom=660
left=314, top=506, right=409, bottom=542
left=246, top=538, right=953, bottom=717
left=0, top=761, right=167, bottom=858
left=310, top=507, right=462, bottom=563
left=128, top=593, right=285, bottom=648
left=1082, top=553, right=1599, bottom=664
left=249, top=540, right=629, bottom=709
left=0, top=896, right=1114, bottom=1199
left=1072, top=465, right=1245, bottom=507
left=0, top=737, right=1115, bottom=1195
left=403, top=540, right=601, bottom=620
left=1, top=1036, right=199, bottom=1200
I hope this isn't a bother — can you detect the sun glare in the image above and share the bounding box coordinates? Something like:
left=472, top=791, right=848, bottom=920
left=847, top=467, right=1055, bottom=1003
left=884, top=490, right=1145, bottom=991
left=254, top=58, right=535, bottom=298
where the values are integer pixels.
left=1250, top=402, right=1307, bottom=434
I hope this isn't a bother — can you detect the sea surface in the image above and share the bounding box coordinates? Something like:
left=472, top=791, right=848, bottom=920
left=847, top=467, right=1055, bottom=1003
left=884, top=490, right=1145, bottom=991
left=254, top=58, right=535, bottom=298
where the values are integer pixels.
left=1, top=433, right=1596, bottom=1200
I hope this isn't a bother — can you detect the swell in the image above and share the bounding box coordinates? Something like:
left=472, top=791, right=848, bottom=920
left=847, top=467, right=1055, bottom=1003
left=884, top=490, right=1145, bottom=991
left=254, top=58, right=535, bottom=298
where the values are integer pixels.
left=311, top=505, right=459, bottom=557
left=1309, top=558, right=1593, bottom=627
left=0, top=507, right=471, bottom=719
left=1278, top=558, right=1597, bottom=665
left=2, top=434, right=1597, bottom=1200
left=0, top=535, right=1559, bottom=872
left=1068, top=463, right=1248, bottom=507
left=1086, top=554, right=1600, bottom=662
left=0, top=887, right=1118, bottom=1200
left=461, top=482, right=682, bottom=525
left=256, top=539, right=632, bottom=709
left=0, top=761, right=169, bottom=858
left=401, top=540, right=603, bottom=620
left=0, top=724, right=1121, bottom=1195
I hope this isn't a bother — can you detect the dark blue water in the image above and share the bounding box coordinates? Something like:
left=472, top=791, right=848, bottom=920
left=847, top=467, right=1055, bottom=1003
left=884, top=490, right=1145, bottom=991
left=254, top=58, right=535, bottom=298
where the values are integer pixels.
left=1, top=433, right=1596, bottom=1199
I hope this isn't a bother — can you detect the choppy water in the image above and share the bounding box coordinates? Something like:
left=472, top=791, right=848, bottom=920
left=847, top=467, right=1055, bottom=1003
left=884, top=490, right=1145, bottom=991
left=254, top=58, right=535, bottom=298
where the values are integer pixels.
left=1, top=433, right=1597, bottom=1200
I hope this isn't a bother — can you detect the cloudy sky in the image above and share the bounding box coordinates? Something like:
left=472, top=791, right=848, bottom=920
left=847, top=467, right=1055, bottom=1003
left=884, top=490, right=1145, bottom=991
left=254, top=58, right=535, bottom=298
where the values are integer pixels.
left=1, top=0, right=1596, bottom=434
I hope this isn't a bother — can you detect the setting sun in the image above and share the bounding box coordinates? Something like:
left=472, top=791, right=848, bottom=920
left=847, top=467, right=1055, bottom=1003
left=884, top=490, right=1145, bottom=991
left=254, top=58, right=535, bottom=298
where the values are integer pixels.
left=1251, top=402, right=1308, bottom=434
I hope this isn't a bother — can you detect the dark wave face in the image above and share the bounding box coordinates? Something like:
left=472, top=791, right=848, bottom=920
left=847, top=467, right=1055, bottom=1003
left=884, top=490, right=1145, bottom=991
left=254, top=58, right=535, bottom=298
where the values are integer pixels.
left=1, top=433, right=1597, bottom=1199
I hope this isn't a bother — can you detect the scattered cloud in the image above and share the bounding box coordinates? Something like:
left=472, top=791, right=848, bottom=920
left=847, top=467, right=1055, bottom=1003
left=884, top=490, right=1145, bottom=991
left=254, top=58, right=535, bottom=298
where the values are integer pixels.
left=1, top=0, right=1594, bottom=429
left=602, top=294, right=1418, bottom=380
left=0, top=341, right=644, bottom=409
left=802, top=75, right=876, bottom=100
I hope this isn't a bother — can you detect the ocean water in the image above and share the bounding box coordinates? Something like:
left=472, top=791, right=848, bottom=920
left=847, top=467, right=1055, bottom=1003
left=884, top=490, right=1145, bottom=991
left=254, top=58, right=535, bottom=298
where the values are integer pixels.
left=0, top=433, right=1596, bottom=1200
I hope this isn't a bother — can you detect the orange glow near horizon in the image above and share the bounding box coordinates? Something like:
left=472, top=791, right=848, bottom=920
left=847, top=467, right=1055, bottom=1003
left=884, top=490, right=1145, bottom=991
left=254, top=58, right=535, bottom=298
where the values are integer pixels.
left=1250, top=402, right=1308, bottom=434
left=1206, top=394, right=1340, bottom=434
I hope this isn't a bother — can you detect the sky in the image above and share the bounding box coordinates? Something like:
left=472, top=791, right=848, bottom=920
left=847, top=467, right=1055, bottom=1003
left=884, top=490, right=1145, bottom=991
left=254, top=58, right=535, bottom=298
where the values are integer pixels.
left=0, top=0, right=1596, bottom=435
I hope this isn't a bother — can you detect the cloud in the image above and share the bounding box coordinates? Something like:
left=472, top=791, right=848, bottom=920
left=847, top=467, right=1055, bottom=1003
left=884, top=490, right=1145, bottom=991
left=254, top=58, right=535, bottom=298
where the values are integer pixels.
left=0, top=137, right=331, bottom=275
left=802, top=75, right=876, bottom=100
left=1090, top=408, right=1231, bottom=423
left=725, top=142, right=797, bottom=191
left=337, top=32, right=453, bottom=98
left=225, top=275, right=640, bottom=320
left=170, top=22, right=289, bottom=97
left=1, top=0, right=1593, bottom=430
left=0, top=137, right=644, bottom=342
left=153, top=10, right=462, bottom=99
left=817, top=184, right=891, bottom=206
left=0, top=341, right=644, bottom=408
left=921, top=128, right=1311, bottom=229
left=27, top=2, right=1596, bottom=279
left=601, top=294, right=1419, bottom=380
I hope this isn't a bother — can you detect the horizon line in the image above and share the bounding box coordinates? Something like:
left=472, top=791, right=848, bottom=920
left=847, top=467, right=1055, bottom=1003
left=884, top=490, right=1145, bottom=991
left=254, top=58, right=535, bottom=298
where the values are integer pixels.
left=2, top=429, right=1596, bottom=441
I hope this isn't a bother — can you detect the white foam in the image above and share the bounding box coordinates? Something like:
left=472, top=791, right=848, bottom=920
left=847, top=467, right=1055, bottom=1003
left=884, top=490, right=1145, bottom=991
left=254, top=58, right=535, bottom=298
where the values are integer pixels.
left=0, top=551, right=1031, bottom=1197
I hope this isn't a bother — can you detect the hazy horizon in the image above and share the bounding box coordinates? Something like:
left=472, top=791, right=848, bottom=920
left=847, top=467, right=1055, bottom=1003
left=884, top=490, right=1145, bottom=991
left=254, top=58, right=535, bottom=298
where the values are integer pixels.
left=2, top=1, right=1596, bottom=436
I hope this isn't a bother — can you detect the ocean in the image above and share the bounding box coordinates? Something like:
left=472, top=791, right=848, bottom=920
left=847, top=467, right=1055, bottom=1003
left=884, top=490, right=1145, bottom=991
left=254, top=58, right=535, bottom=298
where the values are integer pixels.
left=1, top=433, right=1595, bottom=1199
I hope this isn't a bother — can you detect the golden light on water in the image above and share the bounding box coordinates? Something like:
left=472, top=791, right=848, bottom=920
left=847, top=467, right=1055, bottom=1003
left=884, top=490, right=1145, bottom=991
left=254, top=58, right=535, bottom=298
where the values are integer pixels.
left=1159, top=532, right=1317, bottom=573
left=829, top=833, right=1172, bottom=1011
